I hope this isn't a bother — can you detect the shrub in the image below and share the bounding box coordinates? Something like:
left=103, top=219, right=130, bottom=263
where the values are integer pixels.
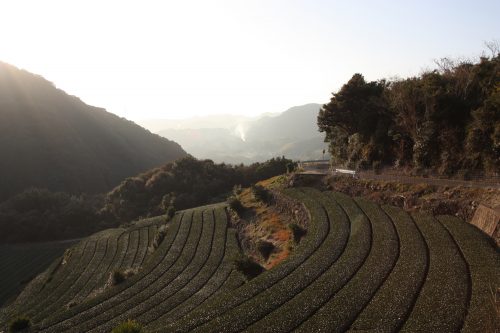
left=109, top=268, right=137, bottom=286
left=235, top=256, right=265, bottom=280
left=227, top=196, right=244, bottom=214
left=289, top=223, right=306, bottom=243
left=66, top=300, right=78, bottom=309
left=111, top=319, right=143, bottom=333
left=166, top=205, right=176, bottom=219
left=257, top=240, right=275, bottom=260
left=152, top=225, right=168, bottom=250
left=251, top=185, right=271, bottom=204
left=8, top=316, right=30, bottom=332
left=111, top=270, right=126, bottom=285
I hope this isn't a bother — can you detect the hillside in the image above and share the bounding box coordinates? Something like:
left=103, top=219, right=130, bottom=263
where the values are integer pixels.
left=155, top=104, right=328, bottom=163
left=1, top=188, right=498, bottom=332
left=0, top=62, right=186, bottom=201
left=0, top=157, right=294, bottom=243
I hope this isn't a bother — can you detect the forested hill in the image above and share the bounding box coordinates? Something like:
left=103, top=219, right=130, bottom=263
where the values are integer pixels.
left=318, top=54, right=499, bottom=176
left=0, top=62, right=186, bottom=201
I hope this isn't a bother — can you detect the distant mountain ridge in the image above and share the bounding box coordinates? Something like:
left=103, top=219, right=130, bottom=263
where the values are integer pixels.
left=0, top=62, right=187, bottom=200
left=154, top=103, right=329, bottom=163
left=244, top=103, right=323, bottom=142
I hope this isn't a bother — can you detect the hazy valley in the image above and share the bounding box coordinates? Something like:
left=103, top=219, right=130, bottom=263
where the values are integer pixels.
left=138, top=103, right=329, bottom=164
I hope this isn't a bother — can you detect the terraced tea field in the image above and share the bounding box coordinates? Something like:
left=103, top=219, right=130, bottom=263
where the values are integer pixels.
left=0, top=240, right=77, bottom=307
left=0, top=189, right=498, bottom=332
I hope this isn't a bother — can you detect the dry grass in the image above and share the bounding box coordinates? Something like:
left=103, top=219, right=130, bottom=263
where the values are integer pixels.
left=236, top=185, right=293, bottom=269
left=256, top=175, right=287, bottom=190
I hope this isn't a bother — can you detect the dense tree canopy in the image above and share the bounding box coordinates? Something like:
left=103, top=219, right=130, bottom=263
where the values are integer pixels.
left=318, top=54, right=499, bottom=176
left=104, top=156, right=296, bottom=222
left=0, top=156, right=296, bottom=242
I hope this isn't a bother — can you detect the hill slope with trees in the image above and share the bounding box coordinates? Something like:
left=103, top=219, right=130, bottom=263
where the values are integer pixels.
left=318, top=53, right=499, bottom=176
left=0, top=156, right=295, bottom=243
left=0, top=62, right=186, bottom=201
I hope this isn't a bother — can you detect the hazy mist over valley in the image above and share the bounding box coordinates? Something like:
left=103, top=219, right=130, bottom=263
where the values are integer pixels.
left=138, top=103, right=330, bottom=163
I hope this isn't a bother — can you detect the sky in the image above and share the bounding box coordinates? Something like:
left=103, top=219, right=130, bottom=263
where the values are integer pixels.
left=1, top=0, right=498, bottom=120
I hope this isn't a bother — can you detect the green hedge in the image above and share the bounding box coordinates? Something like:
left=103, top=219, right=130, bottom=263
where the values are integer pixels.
left=120, top=229, right=140, bottom=268
left=56, top=210, right=202, bottom=332
left=31, top=229, right=122, bottom=322
left=350, top=205, right=428, bottom=331
left=438, top=215, right=500, bottom=333
left=37, top=213, right=184, bottom=332
left=131, top=227, right=150, bottom=268
left=295, top=197, right=399, bottom=332
left=401, top=212, right=469, bottom=332
left=87, top=209, right=212, bottom=332
left=20, top=238, right=98, bottom=320
left=44, top=229, right=125, bottom=317
left=0, top=244, right=67, bottom=308
left=138, top=208, right=229, bottom=326
left=147, top=224, right=244, bottom=331
left=246, top=191, right=371, bottom=332
left=81, top=229, right=130, bottom=298
left=163, top=188, right=330, bottom=333
left=5, top=240, right=88, bottom=319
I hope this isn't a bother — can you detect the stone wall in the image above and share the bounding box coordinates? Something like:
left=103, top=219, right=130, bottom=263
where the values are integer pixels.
left=471, top=204, right=499, bottom=245
left=270, top=190, right=310, bottom=229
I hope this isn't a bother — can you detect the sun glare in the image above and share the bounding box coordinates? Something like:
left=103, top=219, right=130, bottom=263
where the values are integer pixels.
left=1, top=0, right=498, bottom=120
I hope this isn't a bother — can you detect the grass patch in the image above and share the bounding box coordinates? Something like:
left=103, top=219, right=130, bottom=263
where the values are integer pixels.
left=111, top=319, right=143, bottom=333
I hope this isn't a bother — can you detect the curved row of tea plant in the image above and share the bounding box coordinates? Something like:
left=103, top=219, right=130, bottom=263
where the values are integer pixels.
left=1, top=188, right=498, bottom=333
left=159, top=189, right=497, bottom=333
left=0, top=240, right=76, bottom=307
